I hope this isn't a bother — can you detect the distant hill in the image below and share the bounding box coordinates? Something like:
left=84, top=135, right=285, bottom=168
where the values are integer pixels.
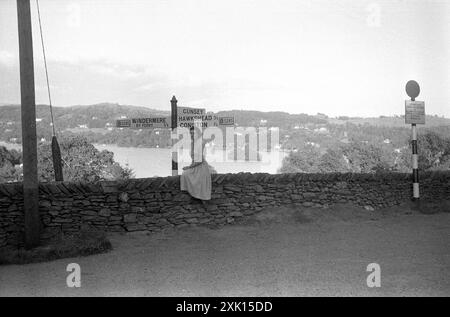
left=1, top=103, right=449, bottom=149
left=0, top=102, right=168, bottom=129
left=328, top=115, right=450, bottom=127
left=0, top=103, right=169, bottom=145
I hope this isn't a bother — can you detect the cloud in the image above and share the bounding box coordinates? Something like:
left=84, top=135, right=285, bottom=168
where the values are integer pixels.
left=184, top=99, right=208, bottom=107
left=0, top=50, right=16, bottom=67
left=134, top=83, right=160, bottom=91
left=87, top=61, right=147, bottom=80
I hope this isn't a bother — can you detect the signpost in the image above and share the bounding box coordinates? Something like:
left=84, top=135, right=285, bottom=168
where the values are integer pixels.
left=114, top=97, right=234, bottom=175
left=116, top=112, right=233, bottom=130
left=405, top=80, right=425, bottom=202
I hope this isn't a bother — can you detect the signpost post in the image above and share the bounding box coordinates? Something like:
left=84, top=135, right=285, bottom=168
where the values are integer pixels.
left=405, top=80, right=425, bottom=202
left=171, top=96, right=178, bottom=176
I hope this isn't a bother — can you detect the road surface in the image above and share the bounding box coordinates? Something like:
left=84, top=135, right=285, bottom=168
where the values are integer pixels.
left=1, top=203, right=449, bottom=296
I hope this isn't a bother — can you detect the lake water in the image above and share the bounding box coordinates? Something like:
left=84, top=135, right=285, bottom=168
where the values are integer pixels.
left=94, top=144, right=288, bottom=177
left=1, top=142, right=287, bottom=177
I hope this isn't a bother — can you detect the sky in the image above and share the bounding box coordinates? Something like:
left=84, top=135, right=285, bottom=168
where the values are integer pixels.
left=0, top=0, right=449, bottom=117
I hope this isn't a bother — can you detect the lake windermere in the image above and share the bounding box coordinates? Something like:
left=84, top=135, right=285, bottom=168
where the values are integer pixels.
left=94, top=144, right=288, bottom=178
left=1, top=142, right=287, bottom=178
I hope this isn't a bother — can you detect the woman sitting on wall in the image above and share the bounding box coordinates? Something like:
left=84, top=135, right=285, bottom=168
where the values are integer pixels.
left=180, top=126, right=215, bottom=201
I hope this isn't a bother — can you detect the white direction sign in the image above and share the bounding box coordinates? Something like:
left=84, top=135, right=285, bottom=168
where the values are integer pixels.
left=219, top=117, right=235, bottom=126
left=115, top=111, right=233, bottom=129
left=405, top=100, right=425, bottom=124
left=116, top=117, right=170, bottom=129
left=177, top=107, right=219, bottom=128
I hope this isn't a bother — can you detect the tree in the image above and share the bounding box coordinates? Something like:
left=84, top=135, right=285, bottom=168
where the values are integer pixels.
left=317, top=148, right=349, bottom=173
left=417, top=131, right=450, bottom=171
left=0, top=146, right=22, bottom=183
left=278, top=145, right=321, bottom=173
left=341, top=141, right=395, bottom=173
left=390, top=131, right=450, bottom=172
left=37, top=135, right=134, bottom=182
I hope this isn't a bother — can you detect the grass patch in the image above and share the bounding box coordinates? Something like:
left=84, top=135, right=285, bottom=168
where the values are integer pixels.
left=0, top=229, right=112, bottom=265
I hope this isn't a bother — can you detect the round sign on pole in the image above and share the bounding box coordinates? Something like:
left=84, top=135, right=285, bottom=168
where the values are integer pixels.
left=405, top=80, right=420, bottom=99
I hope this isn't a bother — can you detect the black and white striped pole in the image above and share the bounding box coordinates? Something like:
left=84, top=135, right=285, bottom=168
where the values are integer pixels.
left=405, top=80, right=425, bottom=201
left=411, top=123, right=419, bottom=199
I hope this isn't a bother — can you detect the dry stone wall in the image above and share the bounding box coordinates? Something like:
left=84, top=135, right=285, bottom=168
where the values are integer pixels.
left=1, top=172, right=449, bottom=248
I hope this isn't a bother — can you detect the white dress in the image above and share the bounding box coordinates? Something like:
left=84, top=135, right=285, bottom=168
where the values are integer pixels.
left=180, top=139, right=212, bottom=200
left=180, top=161, right=212, bottom=200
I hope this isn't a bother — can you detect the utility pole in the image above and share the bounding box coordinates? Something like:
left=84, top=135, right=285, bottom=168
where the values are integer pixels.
left=17, top=0, right=40, bottom=248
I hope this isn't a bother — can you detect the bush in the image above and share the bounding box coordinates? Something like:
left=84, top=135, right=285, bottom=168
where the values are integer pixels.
left=37, top=135, right=134, bottom=182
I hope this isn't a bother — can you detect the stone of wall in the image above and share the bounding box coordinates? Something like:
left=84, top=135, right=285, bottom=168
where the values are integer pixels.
left=1, top=172, right=449, bottom=248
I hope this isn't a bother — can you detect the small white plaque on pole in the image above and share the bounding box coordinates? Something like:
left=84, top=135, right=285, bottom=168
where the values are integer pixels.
left=405, top=100, right=425, bottom=125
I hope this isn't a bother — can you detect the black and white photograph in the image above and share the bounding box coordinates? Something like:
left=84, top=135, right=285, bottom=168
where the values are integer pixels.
left=0, top=0, right=449, bottom=301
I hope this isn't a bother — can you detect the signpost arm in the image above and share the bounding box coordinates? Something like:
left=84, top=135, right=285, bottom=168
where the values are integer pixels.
left=17, top=0, right=40, bottom=248
left=171, top=96, right=178, bottom=176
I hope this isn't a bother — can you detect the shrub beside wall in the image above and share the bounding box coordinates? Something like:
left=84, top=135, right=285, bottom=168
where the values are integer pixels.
left=1, top=172, right=449, bottom=248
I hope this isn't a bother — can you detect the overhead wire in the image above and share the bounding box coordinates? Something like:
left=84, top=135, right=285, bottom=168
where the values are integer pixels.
left=35, top=0, right=56, bottom=137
